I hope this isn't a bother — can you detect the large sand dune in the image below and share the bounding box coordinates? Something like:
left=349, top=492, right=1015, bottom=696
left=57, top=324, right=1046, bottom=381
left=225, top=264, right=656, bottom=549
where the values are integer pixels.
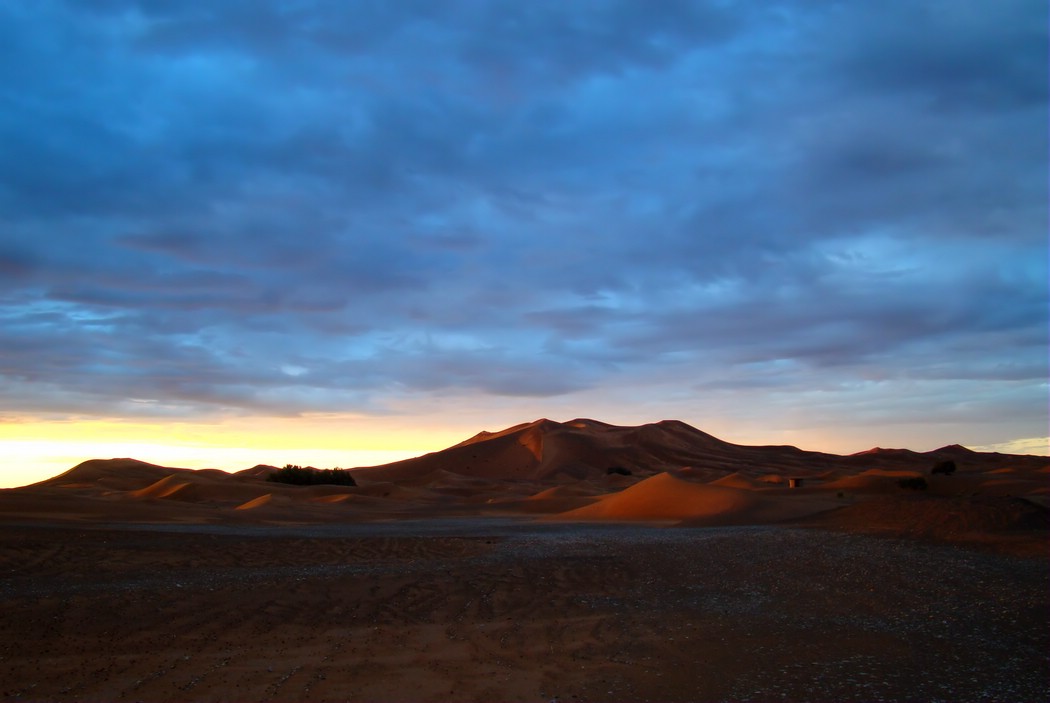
left=3, top=418, right=1047, bottom=535
left=351, top=417, right=839, bottom=483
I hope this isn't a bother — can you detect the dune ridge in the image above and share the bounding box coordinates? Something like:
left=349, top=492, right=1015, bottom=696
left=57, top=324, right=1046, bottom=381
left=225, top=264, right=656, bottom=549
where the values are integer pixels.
left=1, top=418, right=1047, bottom=541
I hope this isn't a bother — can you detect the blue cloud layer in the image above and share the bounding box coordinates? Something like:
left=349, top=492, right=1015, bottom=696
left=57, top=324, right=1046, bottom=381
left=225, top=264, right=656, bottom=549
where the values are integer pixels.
left=1, top=1, right=1046, bottom=442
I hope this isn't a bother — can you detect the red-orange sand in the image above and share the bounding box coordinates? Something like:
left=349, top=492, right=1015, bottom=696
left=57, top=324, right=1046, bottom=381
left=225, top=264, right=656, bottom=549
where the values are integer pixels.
left=1, top=419, right=1047, bottom=701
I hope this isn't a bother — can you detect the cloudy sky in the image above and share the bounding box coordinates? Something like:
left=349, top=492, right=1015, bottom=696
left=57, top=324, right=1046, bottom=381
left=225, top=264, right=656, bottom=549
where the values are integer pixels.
left=1, top=1, right=1047, bottom=486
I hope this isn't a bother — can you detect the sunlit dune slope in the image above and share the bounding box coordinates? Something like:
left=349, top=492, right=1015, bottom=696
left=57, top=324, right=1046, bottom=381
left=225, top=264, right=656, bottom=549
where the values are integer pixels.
left=559, top=472, right=759, bottom=522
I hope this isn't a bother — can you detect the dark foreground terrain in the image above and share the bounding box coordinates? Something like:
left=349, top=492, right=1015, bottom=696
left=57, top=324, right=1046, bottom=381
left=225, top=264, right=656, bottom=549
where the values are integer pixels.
left=1, top=519, right=1047, bottom=702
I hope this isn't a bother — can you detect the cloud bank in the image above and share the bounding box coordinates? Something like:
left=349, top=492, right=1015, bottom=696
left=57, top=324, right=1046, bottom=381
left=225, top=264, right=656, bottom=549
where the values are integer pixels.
left=1, top=1, right=1046, bottom=449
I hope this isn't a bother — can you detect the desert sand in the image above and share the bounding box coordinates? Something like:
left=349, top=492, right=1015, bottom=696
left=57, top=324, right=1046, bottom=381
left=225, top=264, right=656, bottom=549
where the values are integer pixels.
left=1, top=418, right=1047, bottom=701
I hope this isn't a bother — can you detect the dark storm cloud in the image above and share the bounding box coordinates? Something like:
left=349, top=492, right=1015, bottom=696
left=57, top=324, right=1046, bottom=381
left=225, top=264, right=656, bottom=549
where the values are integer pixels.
left=833, top=1, right=1047, bottom=110
left=0, top=0, right=1045, bottom=426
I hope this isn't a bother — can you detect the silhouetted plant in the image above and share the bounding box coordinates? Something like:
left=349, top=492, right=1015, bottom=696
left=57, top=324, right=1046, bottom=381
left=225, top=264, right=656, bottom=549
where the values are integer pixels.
left=931, top=460, right=957, bottom=476
left=267, top=464, right=356, bottom=486
left=606, top=466, right=632, bottom=476
left=898, top=476, right=928, bottom=490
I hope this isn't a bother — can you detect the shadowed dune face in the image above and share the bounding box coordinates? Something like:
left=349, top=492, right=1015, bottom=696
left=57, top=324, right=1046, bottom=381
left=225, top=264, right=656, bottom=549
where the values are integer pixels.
left=35, top=458, right=191, bottom=492
left=1, top=419, right=1047, bottom=549
left=235, top=464, right=280, bottom=479
left=352, top=417, right=751, bottom=483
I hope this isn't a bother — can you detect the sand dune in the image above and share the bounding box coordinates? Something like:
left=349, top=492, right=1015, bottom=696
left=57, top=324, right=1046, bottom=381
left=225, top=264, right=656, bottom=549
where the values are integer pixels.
left=708, top=471, right=762, bottom=489
left=527, top=483, right=605, bottom=501
left=132, top=478, right=201, bottom=502
left=354, top=417, right=840, bottom=483
left=822, top=468, right=929, bottom=494
left=235, top=464, right=280, bottom=479
left=37, top=458, right=190, bottom=492
left=485, top=482, right=605, bottom=514
left=234, top=493, right=274, bottom=510
left=559, top=472, right=760, bottom=522
left=131, top=470, right=283, bottom=505
left=131, top=474, right=195, bottom=500
left=2, top=419, right=1047, bottom=536
left=310, top=493, right=363, bottom=504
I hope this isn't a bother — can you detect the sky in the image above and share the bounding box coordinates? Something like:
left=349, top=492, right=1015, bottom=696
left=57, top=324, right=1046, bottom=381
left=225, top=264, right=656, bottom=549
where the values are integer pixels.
left=1, top=1, right=1047, bottom=488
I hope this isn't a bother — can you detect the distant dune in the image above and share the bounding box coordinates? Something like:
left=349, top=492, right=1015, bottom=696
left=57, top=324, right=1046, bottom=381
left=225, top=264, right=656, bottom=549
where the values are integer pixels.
left=1, top=418, right=1047, bottom=550
left=37, top=457, right=191, bottom=491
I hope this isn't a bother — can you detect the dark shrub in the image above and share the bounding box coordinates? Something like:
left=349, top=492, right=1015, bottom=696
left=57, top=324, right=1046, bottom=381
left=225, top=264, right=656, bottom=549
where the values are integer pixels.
left=898, top=476, right=928, bottom=490
left=267, top=464, right=357, bottom=486
left=606, top=466, right=632, bottom=476
left=931, top=460, right=956, bottom=476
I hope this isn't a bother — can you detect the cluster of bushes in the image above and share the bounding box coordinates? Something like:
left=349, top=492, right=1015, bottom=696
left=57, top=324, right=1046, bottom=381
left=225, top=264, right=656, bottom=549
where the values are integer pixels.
left=898, top=476, right=928, bottom=490
left=267, top=464, right=357, bottom=486
left=931, top=460, right=956, bottom=475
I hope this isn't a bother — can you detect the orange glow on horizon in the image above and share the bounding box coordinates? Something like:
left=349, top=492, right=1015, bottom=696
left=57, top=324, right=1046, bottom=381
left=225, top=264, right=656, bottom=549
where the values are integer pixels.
left=0, top=416, right=458, bottom=488
left=2, top=414, right=1044, bottom=490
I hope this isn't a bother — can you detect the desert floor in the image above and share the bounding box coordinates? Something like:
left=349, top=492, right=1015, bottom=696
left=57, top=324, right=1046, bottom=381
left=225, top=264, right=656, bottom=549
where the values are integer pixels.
left=1, top=518, right=1047, bottom=703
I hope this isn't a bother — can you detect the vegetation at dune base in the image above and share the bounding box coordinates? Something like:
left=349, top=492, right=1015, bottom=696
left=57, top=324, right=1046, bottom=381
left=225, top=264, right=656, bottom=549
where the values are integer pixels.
left=898, top=476, right=928, bottom=490
left=266, top=464, right=357, bottom=486
left=931, top=459, right=957, bottom=475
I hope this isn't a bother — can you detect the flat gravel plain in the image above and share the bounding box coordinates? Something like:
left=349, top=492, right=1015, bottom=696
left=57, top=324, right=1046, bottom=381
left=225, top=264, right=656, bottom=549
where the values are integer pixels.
left=1, top=520, right=1047, bottom=702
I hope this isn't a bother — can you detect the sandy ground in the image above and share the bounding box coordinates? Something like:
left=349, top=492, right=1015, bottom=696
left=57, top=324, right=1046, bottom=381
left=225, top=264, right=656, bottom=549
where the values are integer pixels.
left=2, top=518, right=1047, bottom=703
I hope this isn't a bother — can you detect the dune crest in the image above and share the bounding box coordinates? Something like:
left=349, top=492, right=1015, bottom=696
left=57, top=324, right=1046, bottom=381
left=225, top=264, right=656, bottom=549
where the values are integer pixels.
left=131, top=477, right=197, bottom=501
left=708, top=472, right=761, bottom=489
left=235, top=494, right=272, bottom=510
left=560, top=472, right=758, bottom=522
